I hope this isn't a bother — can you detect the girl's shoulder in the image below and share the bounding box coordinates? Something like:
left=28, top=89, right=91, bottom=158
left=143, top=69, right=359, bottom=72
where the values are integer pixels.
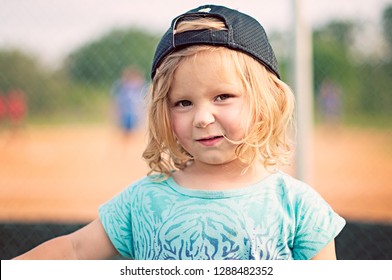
left=267, top=170, right=311, bottom=190
left=270, top=171, right=323, bottom=202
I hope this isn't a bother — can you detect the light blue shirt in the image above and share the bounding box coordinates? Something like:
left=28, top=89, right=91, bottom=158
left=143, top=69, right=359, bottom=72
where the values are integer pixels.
left=99, top=171, right=345, bottom=260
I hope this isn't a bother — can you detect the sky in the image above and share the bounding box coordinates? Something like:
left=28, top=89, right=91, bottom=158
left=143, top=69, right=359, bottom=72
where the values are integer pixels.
left=1, top=0, right=391, bottom=66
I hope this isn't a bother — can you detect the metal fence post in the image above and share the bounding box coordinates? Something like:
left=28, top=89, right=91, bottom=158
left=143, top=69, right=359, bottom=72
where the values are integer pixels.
left=292, top=0, right=314, bottom=183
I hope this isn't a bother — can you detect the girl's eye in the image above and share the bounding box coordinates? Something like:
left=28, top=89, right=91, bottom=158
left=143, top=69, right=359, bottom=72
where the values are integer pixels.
left=215, top=94, right=232, bottom=101
left=174, top=100, right=192, bottom=107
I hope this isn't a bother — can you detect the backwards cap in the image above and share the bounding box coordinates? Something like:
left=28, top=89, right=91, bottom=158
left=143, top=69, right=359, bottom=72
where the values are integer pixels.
left=151, top=4, right=280, bottom=79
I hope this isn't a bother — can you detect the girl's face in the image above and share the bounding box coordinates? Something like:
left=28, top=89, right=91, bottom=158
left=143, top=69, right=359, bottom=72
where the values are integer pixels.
left=169, top=50, right=250, bottom=168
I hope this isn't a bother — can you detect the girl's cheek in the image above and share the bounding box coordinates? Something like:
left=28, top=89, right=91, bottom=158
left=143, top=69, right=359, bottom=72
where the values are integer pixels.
left=171, top=116, right=188, bottom=136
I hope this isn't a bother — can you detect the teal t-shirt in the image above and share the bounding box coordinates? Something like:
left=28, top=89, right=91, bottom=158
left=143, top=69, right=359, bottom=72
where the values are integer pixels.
left=99, top=171, right=345, bottom=260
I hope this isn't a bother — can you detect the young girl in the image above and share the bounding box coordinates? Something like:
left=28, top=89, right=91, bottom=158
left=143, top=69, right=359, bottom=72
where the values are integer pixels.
left=14, top=5, right=345, bottom=260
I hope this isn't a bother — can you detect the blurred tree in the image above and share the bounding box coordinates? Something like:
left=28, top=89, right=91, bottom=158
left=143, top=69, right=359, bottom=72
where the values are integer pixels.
left=382, top=4, right=392, bottom=52
left=353, top=4, right=392, bottom=121
left=313, top=20, right=356, bottom=79
left=65, top=28, right=159, bottom=85
left=382, top=4, right=392, bottom=80
left=0, top=49, right=68, bottom=116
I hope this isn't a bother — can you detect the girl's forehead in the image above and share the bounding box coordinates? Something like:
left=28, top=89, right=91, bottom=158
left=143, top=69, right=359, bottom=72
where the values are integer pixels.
left=175, top=49, right=243, bottom=80
left=171, top=51, right=245, bottom=93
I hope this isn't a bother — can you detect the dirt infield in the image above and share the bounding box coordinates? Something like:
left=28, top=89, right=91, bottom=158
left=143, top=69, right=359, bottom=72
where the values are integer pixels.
left=0, top=124, right=391, bottom=223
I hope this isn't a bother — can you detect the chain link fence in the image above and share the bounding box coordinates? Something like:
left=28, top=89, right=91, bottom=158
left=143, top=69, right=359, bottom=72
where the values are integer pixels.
left=1, top=221, right=391, bottom=260
left=1, top=1, right=391, bottom=260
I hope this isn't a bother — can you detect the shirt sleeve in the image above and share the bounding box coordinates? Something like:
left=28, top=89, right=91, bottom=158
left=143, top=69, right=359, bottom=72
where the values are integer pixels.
left=291, top=182, right=346, bottom=260
left=99, top=183, right=136, bottom=259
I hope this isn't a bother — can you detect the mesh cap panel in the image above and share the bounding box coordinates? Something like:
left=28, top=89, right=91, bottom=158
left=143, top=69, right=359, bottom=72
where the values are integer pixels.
left=151, top=5, right=280, bottom=79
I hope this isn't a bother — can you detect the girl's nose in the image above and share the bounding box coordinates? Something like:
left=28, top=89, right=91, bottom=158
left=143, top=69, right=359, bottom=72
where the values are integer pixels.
left=193, top=107, right=215, bottom=128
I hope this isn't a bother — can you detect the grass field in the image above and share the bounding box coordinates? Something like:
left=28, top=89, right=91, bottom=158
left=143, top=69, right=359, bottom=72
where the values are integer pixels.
left=0, top=123, right=391, bottom=223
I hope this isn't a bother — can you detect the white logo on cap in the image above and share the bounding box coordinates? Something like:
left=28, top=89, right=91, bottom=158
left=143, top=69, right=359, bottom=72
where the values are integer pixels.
left=198, top=8, right=211, bottom=13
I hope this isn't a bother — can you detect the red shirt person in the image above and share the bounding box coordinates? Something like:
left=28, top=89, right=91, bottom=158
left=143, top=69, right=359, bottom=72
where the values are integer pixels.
left=7, top=89, right=27, bottom=126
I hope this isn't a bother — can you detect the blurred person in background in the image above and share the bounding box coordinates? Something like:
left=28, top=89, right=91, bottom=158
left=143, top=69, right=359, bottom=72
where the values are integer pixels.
left=0, top=91, right=7, bottom=128
left=111, top=66, right=146, bottom=142
left=318, top=78, right=342, bottom=126
left=6, top=88, right=27, bottom=135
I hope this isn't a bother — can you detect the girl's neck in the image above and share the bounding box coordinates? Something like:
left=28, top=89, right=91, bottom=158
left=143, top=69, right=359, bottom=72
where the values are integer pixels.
left=172, top=160, right=271, bottom=191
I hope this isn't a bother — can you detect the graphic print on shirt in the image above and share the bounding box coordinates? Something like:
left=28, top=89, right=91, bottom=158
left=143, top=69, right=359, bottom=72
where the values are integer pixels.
left=130, top=180, right=293, bottom=260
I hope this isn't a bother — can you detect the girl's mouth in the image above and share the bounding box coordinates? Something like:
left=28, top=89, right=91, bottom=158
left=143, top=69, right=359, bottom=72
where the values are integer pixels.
left=196, top=136, right=224, bottom=146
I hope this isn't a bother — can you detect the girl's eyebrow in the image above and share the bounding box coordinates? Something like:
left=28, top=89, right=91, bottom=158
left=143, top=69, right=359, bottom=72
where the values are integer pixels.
left=168, top=93, right=189, bottom=104
left=169, top=89, right=192, bottom=99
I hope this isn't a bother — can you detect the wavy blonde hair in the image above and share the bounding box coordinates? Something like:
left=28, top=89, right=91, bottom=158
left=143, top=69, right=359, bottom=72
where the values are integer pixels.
left=143, top=18, right=295, bottom=177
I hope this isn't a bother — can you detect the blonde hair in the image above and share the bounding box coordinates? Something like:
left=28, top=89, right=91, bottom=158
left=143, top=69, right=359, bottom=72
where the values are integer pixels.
left=143, top=18, right=295, bottom=177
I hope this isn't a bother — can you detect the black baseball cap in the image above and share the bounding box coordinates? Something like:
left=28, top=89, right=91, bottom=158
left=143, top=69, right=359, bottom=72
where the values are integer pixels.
left=151, top=4, right=280, bottom=79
